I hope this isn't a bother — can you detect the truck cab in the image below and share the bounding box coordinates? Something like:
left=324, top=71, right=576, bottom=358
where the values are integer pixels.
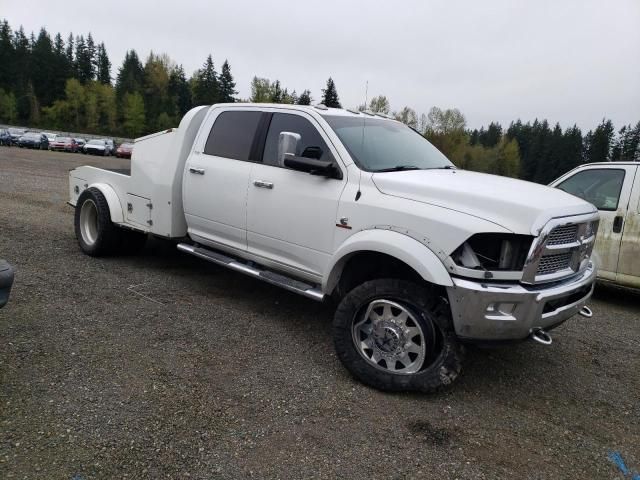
left=551, top=162, right=640, bottom=289
left=69, top=103, right=600, bottom=392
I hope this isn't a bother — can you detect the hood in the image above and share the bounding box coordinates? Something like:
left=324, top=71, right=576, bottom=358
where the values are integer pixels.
left=372, top=169, right=596, bottom=235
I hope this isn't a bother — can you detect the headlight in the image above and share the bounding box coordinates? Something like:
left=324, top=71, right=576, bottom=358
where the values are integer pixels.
left=452, top=233, right=534, bottom=272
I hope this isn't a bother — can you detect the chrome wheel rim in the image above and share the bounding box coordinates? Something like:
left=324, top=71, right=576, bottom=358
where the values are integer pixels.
left=79, top=199, right=99, bottom=246
left=352, top=299, right=427, bottom=375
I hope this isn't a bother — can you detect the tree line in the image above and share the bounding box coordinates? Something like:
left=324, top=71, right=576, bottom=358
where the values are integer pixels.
left=0, top=19, right=637, bottom=183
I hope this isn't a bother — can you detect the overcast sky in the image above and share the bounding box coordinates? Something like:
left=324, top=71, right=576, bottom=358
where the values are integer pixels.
left=3, top=0, right=639, bottom=130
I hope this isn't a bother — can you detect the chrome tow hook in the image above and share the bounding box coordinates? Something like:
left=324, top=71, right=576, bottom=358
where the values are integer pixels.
left=530, top=328, right=552, bottom=345
left=579, top=306, right=593, bottom=318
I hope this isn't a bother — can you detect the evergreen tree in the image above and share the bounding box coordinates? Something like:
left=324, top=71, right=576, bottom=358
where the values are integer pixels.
left=86, top=33, right=96, bottom=75
left=192, top=54, right=218, bottom=105
left=479, top=122, right=502, bottom=147
left=271, top=80, right=283, bottom=103
left=75, top=35, right=93, bottom=82
left=321, top=77, right=341, bottom=108
left=218, top=60, right=236, bottom=103
left=0, top=21, right=14, bottom=90
left=585, top=119, right=615, bottom=163
left=168, top=65, right=192, bottom=117
left=142, top=52, right=171, bottom=131
left=115, top=50, right=145, bottom=98
left=297, top=89, right=312, bottom=105
left=96, top=42, right=111, bottom=85
left=65, top=33, right=74, bottom=69
left=31, top=28, right=56, bottom=106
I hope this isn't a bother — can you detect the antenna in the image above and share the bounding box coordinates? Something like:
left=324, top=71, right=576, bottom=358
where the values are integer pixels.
left=364, top=80, right=369, bottom=111
left=356, top=80, right=368, bottom=201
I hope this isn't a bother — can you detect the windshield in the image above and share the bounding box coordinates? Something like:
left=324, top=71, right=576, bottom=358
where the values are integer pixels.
left=9, top=128, right=24, bottom=135
left=57, top=137, right=71, bottom=142
left=24, top=133, right=40, bottom=139
left=323, top=115, right=453, bottom=172
left=88, top=140, right=105, bottom=145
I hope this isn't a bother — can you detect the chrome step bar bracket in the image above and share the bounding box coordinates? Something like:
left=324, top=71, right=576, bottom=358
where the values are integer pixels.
left=177, top=243, right=325, bottom=302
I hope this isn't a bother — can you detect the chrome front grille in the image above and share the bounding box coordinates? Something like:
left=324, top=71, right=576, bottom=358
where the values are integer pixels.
left=547, top=224, right=579, bottom=246
left=537, top=252, right=573, bottom=275
left=522, top=213, right=600, bottom=284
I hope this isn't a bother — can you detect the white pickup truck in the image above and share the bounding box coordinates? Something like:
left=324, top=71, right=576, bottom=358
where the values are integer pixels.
left=69, top=104, right=599, bottom=392
left=551, top=162, right=639, bottom=289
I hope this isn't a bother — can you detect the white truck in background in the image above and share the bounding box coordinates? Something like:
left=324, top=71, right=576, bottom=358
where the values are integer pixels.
left=69, top=104, right=599, bottom=392
left=551, top=162, right=639, bottom=289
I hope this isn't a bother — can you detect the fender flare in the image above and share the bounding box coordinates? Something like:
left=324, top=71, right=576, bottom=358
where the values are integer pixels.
left=87, top=183, right=124, bottom=224
left=324, top=229, right=453, bottom=293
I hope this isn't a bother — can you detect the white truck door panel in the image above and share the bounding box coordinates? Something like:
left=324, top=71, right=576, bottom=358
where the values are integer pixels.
left=555, top=165, right=637, bottom=280
left=247, top=164, right=344, bottom=277
left=617, top=167, right=640, bottom=287
left=183, top=110, right=263, bottom=252
left=183, top=154, right=252, bottom=251
left=247, top=112, right=345, bottom=279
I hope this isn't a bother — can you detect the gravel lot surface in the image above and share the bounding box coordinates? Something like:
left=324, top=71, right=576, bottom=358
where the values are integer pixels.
left=1, top=147, right=639, bottom=479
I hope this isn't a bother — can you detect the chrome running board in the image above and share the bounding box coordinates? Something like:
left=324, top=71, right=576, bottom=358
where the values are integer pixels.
left=177, top=243, right=325, bottom=302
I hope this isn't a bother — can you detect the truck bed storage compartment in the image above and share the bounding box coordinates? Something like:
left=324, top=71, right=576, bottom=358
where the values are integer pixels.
left=126, top=193, right=152, bottom=228
left=69, top=176, right=87, bottom=205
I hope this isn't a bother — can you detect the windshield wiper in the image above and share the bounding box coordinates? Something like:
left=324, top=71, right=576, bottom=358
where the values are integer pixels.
left=375, top=165, right=422, bottom=172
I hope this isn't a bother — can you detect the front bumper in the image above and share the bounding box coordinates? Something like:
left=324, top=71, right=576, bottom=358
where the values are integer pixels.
left=446, top=262, right=596, bottom=341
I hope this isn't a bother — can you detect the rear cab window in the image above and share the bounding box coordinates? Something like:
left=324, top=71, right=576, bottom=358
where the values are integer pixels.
left=204, top=110, right=262, bottom=161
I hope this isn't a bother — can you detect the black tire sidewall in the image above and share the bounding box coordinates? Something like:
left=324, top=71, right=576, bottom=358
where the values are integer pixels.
left=333, top=278, right=464, bottom=393
left=74, top=188, right=122, bottom=256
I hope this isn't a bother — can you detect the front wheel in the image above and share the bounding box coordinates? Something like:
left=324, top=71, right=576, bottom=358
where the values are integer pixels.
left=333, top=279, right=464, bottom=393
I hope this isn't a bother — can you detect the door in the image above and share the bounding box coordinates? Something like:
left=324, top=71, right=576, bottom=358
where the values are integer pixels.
left=617, top=167, right=640, bottom=287
left=183, top=110, right=262, bottom=252
left=247, top=112, right=346, bottom=280
left=555, top=165, right=637, bottom=281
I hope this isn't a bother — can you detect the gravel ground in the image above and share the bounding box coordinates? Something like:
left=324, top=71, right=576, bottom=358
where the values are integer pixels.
left=1, top=147, right=639, bottom=479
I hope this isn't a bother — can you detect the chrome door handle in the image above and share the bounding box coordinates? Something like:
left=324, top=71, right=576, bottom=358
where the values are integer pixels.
left=253, top=180, right=274, bottom=189
left=189, top=167, right=205, bottom=175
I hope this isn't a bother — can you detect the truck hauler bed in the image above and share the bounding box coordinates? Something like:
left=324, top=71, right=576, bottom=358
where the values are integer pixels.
left=69, top=103, right=599, bottom=393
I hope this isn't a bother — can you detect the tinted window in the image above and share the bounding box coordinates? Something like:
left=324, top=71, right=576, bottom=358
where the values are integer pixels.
left=262, top=113, right=330, bottom=167
left=557, top=168, right=625, bottom=211
left=204, top=111, right=262, bottom=160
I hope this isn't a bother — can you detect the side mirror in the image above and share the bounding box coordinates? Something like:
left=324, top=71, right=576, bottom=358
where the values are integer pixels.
left=277, top=132, right=301, bottom=167
left=283, top=155, right=342, bottom=179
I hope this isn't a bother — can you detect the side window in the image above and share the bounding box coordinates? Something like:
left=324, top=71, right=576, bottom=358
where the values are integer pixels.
left=204, top=111, right=262, bottom=161
left=557, top=168, right=625, bottom=211
left=262, top=113, right=330, bottom=167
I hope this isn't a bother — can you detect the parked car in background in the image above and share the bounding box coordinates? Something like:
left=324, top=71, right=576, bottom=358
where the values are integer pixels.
left=18, top=132, right=49, bottom=149
left=104, top=138, right=115, bottom=155
left=551, top=162, right=640, bottom=289
left=0, top=259, right=14, bottom=309
left=43, top=132, right=57, bottom=144
left=8, top=128, right=26, bottom=145
left=74, top=138, right=86, bottom=151
left=0, top=128, right=11, bottom=146
left=83, top=139, right=109, bottom=155
left=115, top=142, right=133, bottom=158
left=50, top=136, right=79, bottom=152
